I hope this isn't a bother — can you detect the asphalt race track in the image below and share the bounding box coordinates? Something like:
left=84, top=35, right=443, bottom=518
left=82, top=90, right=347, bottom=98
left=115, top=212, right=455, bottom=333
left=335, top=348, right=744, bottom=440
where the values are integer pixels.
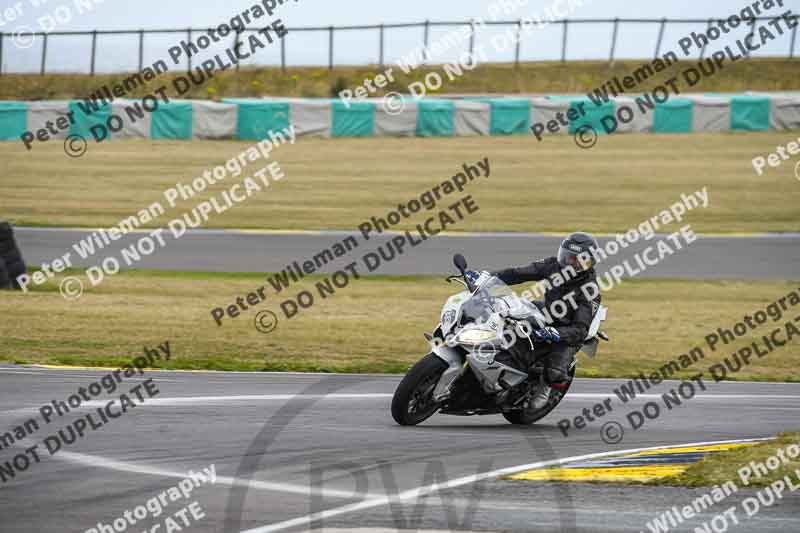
left=1, top=367, right=798, bottom=533
left=8, top=227, right=800, bottom=532
left=15, top=227, right=800, bottom=279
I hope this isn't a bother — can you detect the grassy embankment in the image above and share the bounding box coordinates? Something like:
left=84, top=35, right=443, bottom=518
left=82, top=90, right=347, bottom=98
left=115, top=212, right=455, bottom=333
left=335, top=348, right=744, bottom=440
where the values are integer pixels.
left=1, top=269, right=797, bottom=380
left=2, top=134, right=798, bottom=233
left=2, top=58, right=799, bottom=100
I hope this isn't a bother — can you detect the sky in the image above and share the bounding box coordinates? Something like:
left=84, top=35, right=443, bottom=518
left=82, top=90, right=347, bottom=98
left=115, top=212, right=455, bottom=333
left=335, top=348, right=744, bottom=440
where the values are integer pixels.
left=1, top=0, right=797, bottom=73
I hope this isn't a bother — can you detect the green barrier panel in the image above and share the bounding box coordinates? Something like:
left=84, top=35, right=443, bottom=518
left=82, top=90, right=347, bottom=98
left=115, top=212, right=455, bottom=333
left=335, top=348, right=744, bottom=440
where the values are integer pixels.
left=488, top=99, right=530, bottom=135
left=228, top=100, right=290, bottom=140
left=568, top=98, right=615, bottom=134
left=69, top=100, right=113, bottom=141
left=416, top=100, right=454, bottom=137
left=653, top=98, right=693, bottom=133
left=332, top=101, right=374, bottom=137
left=730, top=96, right=770, bottom=131
left=0, top=102, right=28, bottom=141
left=151, top=102, right=193, bottom=140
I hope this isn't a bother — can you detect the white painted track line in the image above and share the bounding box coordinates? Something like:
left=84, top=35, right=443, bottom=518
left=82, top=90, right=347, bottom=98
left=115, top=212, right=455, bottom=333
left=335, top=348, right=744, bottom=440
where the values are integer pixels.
left=240, top=438, right=769, bottom=533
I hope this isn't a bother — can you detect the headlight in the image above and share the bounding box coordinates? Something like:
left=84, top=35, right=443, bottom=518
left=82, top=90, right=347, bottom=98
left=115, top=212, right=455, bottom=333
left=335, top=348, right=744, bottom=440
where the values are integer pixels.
left=441, top=310, right=456, bottom=326
left=455, top=328, right=497, bottom=345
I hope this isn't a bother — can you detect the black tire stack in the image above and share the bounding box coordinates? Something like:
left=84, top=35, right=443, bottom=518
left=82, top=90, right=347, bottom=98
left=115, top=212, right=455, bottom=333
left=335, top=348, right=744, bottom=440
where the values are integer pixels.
left=0, top=222, right=26, bottom=290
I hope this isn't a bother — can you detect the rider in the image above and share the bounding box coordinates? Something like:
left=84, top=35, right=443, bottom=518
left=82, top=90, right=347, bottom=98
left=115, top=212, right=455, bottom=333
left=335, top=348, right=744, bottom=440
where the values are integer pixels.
left=467, top=232, right=601, bottom=409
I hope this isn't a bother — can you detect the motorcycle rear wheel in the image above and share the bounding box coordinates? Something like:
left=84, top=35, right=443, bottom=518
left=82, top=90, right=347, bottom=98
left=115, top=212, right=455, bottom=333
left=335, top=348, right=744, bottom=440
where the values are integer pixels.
left=391, top=353, right=447, bottom=426
left=502, top=366, right=576, bottom=425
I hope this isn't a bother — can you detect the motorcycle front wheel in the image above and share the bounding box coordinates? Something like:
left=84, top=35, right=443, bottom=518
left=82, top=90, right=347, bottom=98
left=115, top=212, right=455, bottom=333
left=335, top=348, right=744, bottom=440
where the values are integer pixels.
left=391, top=353, right=447, bottom=426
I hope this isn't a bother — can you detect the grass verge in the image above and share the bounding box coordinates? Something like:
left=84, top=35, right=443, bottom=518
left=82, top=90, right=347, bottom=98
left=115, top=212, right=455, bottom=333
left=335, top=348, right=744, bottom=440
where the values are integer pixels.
left=652, top=432, right=800, bottom=488
left=2, top=134, right=799, bottom=233
left=0, top=269, right=797, bottom=379
left=2, top=59, right=799, bottom=100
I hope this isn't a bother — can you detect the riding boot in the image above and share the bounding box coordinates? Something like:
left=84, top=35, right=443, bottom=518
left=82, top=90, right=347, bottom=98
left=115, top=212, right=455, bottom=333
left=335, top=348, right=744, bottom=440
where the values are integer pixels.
left=531, top=374, right=551, bottom=409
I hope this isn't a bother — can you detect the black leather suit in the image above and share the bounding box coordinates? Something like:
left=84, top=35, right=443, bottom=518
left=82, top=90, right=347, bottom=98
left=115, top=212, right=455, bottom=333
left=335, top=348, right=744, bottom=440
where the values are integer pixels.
left=493, top=257, right=600, bottom=384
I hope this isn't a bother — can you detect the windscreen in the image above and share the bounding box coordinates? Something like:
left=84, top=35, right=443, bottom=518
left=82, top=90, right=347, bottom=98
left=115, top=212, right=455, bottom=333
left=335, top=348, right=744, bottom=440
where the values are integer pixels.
left=459, top=276, right=520, bottom=324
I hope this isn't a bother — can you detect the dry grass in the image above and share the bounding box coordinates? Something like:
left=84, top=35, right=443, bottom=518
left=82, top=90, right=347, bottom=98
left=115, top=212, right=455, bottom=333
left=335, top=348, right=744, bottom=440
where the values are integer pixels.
left=2, top=59, right=798, bottom=100
left=0, top=270, right=797, bottom=380
left=654, top=432, right=800, bottom=487
left=2, top=133, right=799, bottom=233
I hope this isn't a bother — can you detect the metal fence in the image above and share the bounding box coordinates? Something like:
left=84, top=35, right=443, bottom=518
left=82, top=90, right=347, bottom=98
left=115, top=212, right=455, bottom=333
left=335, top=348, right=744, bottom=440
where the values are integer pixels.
left=1, top=17, right=798, bottom=76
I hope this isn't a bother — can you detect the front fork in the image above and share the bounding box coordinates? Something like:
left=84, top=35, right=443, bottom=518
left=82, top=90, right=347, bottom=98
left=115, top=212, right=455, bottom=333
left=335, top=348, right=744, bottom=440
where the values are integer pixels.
left=430, top=342, right=466, bottom=402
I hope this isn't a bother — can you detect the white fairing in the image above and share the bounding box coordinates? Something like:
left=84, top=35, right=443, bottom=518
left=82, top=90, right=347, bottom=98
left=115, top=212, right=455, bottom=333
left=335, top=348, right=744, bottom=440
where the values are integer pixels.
left=430, top=274, right=609, bottom=397
left=439, top=291, right=469, bottom=336
left=431, top=343, right=464, bottom=401
left=586, top=305, right=607, bottom=339
left=507, top=298, right=548, bottom=322
left=439, top=289, right=548, bottom=337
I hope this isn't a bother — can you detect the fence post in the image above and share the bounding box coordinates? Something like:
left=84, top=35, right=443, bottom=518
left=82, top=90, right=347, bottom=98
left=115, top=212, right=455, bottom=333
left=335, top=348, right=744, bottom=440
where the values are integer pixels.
left=40, top=33, right=48, bottom=75
left=468, top=19, right=476, bottom=66
left=654, top=18, right=667, bottom=59
left=186, top=28, right=192, bottom=72
left=138, top=30, right=144, bottom=71
left=90, top=30, right=97, bottom=76
left=379, top=24, right=384, bottom=68
left=791, top=19, right=798, bottom=58
left=423, top=19, right=430, bottom=63
left=234, top=30, right=240, bottom=72
left=281, top=31, right=286, bottom=73
left=609, top=18, right=619, bottom=64
left=700, top=19, right=712, bottom=59
left=745, top=19, right=756, bottom=58
left=515, top=19, right=522, bottom=68
left=561, top=19, right=568, bottom=62
left=328, top=26, right=333, bottom=69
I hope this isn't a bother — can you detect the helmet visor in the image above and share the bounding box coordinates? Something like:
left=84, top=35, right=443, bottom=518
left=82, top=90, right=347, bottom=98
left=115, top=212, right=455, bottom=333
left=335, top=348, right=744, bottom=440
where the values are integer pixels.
left=557, top=245, right=595, bottom=272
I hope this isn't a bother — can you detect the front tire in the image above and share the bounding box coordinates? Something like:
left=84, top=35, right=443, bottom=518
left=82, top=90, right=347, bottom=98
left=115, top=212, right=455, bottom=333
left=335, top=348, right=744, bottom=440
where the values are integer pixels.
left=391, top=353, right=447, bottom=426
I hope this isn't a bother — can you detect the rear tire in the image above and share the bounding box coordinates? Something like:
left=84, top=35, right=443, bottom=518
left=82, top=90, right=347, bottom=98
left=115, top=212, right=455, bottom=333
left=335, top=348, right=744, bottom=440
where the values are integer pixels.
left=391, top=353, right=447, bottom=426
left=503, top=365, right=576, bottom=425
left=0, top=258, right=10, bottom=290
left=0, top=239, right=15, bottom=256
left=4, top=259, right=26, bottom=289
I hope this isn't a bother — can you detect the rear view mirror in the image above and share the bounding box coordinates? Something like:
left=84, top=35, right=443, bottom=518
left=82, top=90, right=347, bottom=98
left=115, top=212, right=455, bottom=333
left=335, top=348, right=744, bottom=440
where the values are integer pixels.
left=453, top=253, right=467, bottom=272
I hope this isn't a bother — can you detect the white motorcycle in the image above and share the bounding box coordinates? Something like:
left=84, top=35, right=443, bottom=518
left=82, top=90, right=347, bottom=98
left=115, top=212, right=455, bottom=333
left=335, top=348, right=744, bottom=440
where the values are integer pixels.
left=391, top=254, right=608, bottom=426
